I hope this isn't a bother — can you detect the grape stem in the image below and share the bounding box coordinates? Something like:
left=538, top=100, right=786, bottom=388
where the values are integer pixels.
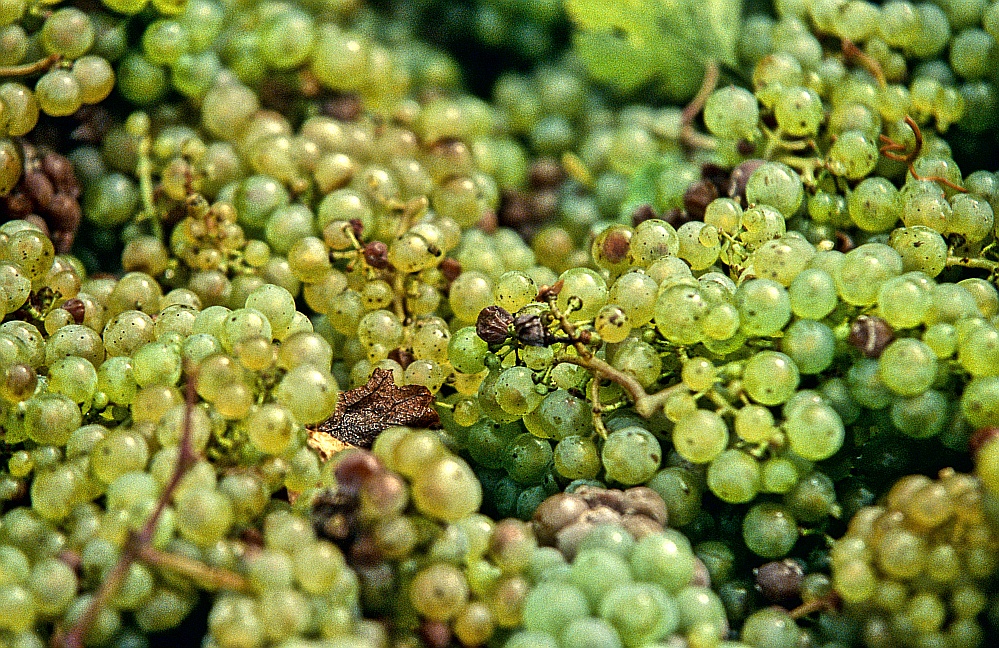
left=136, top=545, right=253, bottom=594
left=52, top=368, right=248, bottom=648
left=841, top=38, right=885, bottom=88
left=543, top=293, right=684, bottom=426
left=788, top=592, right=840, bottom=619
left=0, top=54, right=61, bottom=78
left=879, top=116, right=968, bottom=193
left=946, top=255, right=999, bottom=274
left=679, top=60, right=720, bottom=152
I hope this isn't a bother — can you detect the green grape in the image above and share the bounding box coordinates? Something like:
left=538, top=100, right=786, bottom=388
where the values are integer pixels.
left=788, top=268, right=839, bottom=320
left=40, top=7, right=93, bottom=58
left=116, top=54, right=167, bottom=105
left=826, top=130, right=878, bottom=179
left=449, top=326, right=488, bottom=374
left=450, top=272, right=495, bottom=323
left=744, top=351, right=799, bottom=406
left=949, top=193, right=995, bottom=243
left=556, top=267, right=608, bottom=321
left=958, top=322, right=999, bottom=377
left=746, top=162, right=803, bottom=217
left=849, top=177, right=902, bottom=232
left=411, top=455, right=481, bottom=521
left=274, top=365, right=337, bottom=425
left=890, top=388, right=948, bottom=438
left=673, top=585, right=727, bottom=637
left=734, top=404, right=776, bottom=444
left=741, top=607, right=799, bottom=648
left=553, top=435, right=601, bottom=480
left=600, top=582, right=679, bottom=645
left=878, top=273, right=932, bottom=329
left=594, top=305, right=631, bottom=343
left=504, top=433, right=552, bottom=484
left=748, top=235, right=815, bottom=287
left=736, top=279, right=791, bottom=338
left=706, top=449, right=761, bottom=504
left=0, top=83, right=39, bottom=137
left=676, top=222, right=721, bottom=270
left=761, top=457, right=799, bottom=494
left=24, top=393, right=81, bottom=446
left=781, top=319, right=835, bottom=374
left=628, top=219, right=680, bottom=267
left=743, top=502, right=798, bottom=558
left=774, top=86, right=823, bottom=137
left=672, top=409, right=728, bottom=464
left=609, top=338, right=661, bottom=388
left=784, top=402, right=844, bottom=460
left=703, top=86, right=759, bottom=140
left=494, top=366, right=542, bottom=416
left=835, top=243, right=904, bottom=306
left=654, top=285, right=708, bottom=346
left=889, top=226, right=948, bottom=276
left=48, top=356, right=98, bottom=404
left=494, top=271, right=537, bottom=313
left=602, top=426, right=662, bottom=486
left=878, top=337, right=937, bottom=396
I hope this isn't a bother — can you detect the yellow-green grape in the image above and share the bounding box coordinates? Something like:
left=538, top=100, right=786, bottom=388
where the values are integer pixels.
left=494, top=271, right=537, bottom=313
left=835, top=243, right=904, bottom=306
left=745, top=162, right=804, bottom=217
left=48, top=355, right=98, bottom=405
left=410, top=563, right=470, bottom=622
left=654, top=285, right=708, bottom=346
left=594, top=305, right=630, bottom=343
left=608, top=271, right=658, bottom=326
left=738, top=204, right=786, bottom=250
left=743, top=351, right=799, bottom=406
left=156, top=403, right=212, bottom=451
left=0, top=264, right=29, bottom=313
left=609, top=338, right=662, bottom=388
left=735, top=404, right=776, bottom=444
left=848, top=177, right=902, bottom=233
left=681, top=357, right=716, bottom=392
left=287, top=236, right=331, bottom=282
left=411, top=455, right=482, bottom=521
left=0, top=83, right=40, bottom=137
left=784, top=402, right=845, bottom=460
left=131, top=341, right=182, bottom=387
left=274, top=365, right=338, bottom=425
left=602, top=426, right=662, bottom=485
left=672, top=409, right=728, bottom=464
left=176, top=488, right=234, bottom=547
left=676, top=221, right=721, bottom=270
left=748, top=235, right=815, bottom=287
left=72, top=55, right=115, bottom=104
left=450, top=271, right=495, bottom=323
left=494, top=366, right=543, bottom=415
left=879, top=338, right=938, bottom=396
left=629, top=219, right=680, bottom=267
left=736, top=279, right=791, bottom=338
left=704, top=198, right=743, bottom=235
left=25, top=392, right=82, bottom=445
left=555, top=267, right=608, bottom=321
left=707, top=449, right=761, bottom=504
left=91, top=428, right=150, bottom=484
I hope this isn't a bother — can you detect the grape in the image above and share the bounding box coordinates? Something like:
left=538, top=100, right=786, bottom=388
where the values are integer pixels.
left=746, top=162, right=803, bottom=217
left=602, top=426, right=662, bottom=486
left=672, top=409, right=728, bottom=464
left=743, top=503, right=798, bottom=558
left=703, top=86, right=759, bottom=140
left=706, top=449, right=761, bottom=504
left=743, top=351, right=799, bottom=406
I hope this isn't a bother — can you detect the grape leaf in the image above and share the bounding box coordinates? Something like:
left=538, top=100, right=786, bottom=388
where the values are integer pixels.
left=566, top=0, right=742, bottom=98
left=312, top=368, right=441, bottom=450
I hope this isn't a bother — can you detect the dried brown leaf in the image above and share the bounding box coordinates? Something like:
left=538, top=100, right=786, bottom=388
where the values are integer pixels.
left=314, top=368, right=440, bottom=450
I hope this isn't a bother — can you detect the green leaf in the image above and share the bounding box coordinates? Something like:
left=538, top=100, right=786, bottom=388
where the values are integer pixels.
left=566, top=0, right=742, bottom=97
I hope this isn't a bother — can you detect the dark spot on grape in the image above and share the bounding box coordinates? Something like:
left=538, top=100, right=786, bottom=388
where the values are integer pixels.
left=848, top=315, right=894, bottom=358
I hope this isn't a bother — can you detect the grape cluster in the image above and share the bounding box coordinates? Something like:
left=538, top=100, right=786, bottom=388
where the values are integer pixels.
left=830, top=469, right=996, bottom=647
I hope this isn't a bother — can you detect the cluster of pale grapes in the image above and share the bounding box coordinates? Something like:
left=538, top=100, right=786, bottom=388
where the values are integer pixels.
left=4, top=0, right=999, bottom=643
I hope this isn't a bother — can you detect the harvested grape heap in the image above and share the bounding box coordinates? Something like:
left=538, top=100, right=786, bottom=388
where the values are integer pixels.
left=2, top=0, right=999, bottom=645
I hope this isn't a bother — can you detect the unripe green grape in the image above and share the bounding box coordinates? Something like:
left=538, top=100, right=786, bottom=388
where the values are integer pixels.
left=556, top=267, right=608, bottom=321
left=608, top=271, right=657, bottom=326
left=707, top=449, right=761, bottom=504
left=949, top=193, right=995, bottom=243
left=748, top=235, right=815, bottom=286
left=628, top=219, right=680, bottom=267
left=676, top=221, right=720, bottom=270
left=672, top=409, right=728, bottom=464
left=784, top=402, right=844, bottom=460
left=494, top=366, right=542, bottom=416
left=826, top=130, right=878, bottom=179
left=879, top=337, right=937, bottom=396
left=259, top=9, right=315, bottom=70
left=949, top=28, right=996, bottom=80
left=25, top=392, right=81, bottom=446
left=274, top=365, right=338, bottom=425
left=888, top=225, right=948, bottom=277
left=743, top=502, right=798, bottom=558
left=40, top=7, right=93, bottom=58
left=743, top=351, right=799, bottom=406
left=848, top=176, right=902, bottom=232
left=704, top=86, right=759, bottom=140
left=740, top=607, right=799, bottom=648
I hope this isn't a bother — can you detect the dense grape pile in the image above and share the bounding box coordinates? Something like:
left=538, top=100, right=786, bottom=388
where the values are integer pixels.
left=2, top=0, right=999, bottom=645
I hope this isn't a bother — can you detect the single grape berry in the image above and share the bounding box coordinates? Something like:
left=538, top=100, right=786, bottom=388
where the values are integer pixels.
left=847, top=315, right=894, bottom=358
left=476, top=305, right=514, bottom=344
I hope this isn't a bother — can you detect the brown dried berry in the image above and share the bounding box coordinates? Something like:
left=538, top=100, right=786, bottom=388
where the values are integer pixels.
left=970, top=426, right=999, bottom=459
left=755, top=559, right=805, bottom=602
left=599, top=228, right=631, bottom=264
left=631, top=204, right=657, bottom=226
left=513, top=313, right=548, bottom=347
left=476, top=305, right=514, bottom=344
left=498, top=190, right=533, bottom=227
left=728, top=159, right=765, bottom=203
left=529, top=158, right=565, bottom=189
left=363, top=241, right=389, bottom=269
left=321, top=92, right=363, bottom=121
left=387, top=347, right=414, bottom=369
left=440, top=258, right=462, bottom=285
left=683, top=179, right=719, bottom=221
left=23, top=170, right=55, bottom=210
left=847, top=315, right=894, bottom=358
left=61, top=298, right=86, bottom=324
